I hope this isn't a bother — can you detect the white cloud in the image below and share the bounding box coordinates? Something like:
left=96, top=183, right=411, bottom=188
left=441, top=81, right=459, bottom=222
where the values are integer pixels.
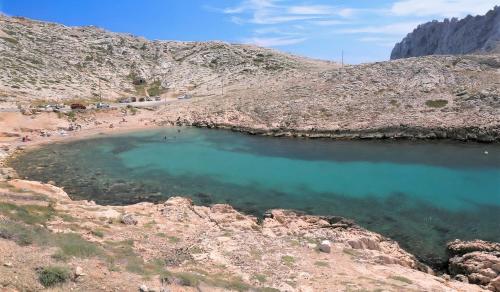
left=309, top=19, right=349, bottom=26
left=243, top=36, right=307, bottom=47
left=336, top=21, right=423, bottom=35
left=252, top=14, right=322, bottom=25
left=359, top=37, right=400, bottom=47
left=338, top=8, right=357, bottom=18
left=391, top=0, right=498, bottom=17
left=287, top=5, right=333, bottom=15
left=222, top=0, right=355, bottom=24
left=253, top=27, right=302, bottom=36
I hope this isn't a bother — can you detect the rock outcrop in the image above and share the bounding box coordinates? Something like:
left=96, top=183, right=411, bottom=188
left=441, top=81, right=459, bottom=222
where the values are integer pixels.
left=391, top=6, right=500, bottom=59
left=447, top=239, right=500, bottom=291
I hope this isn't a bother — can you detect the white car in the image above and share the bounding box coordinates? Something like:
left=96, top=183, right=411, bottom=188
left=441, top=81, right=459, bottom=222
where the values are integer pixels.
left=96, top=102, right=110, bottom=109
left=177, top=94, right=192, bottom=100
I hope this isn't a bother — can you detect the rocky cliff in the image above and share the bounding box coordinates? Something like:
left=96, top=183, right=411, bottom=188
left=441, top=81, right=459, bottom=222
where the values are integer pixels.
left=391, top=6, right=500, bottom=59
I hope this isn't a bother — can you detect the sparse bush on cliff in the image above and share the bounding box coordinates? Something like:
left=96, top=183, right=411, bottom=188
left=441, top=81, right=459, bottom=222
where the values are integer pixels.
left=425, top=99, right=448, bottom=108
left=0, top=202, right=55, bottom=225
left=38, top=266, right=70, bottom=287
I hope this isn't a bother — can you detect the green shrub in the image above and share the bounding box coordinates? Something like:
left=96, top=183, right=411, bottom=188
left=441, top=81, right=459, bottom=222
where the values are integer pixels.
left=55, top=233, right=102, bottom=258
left=91, top=229, right=104, bottom=238
left=167, top=236, right=180, bottom=243
left=147, top=80, right=162, bottom=96
left=314, top=261, right=329, bottom=267
left=0, top=36, right=18, bottom=45
left=51, top=251, right=70, bottom=262
left=0, top=203, right=56, bottom=225
left=425, top=99, right=448, bottom=108
left=254, top=274, right=267, bottom=283
left=281, top=255, right=295, bottom=266
left=66, top=111, right=76, bottom=122
left=389, top=275, right=413, bottom=284
left=38, top=266, right=70, bottom=287
left=0, top=221, right=51, bottom=246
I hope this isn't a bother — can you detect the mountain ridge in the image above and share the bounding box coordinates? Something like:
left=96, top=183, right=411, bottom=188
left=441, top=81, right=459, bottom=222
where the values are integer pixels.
left=391, top=6, right=500, bottom=59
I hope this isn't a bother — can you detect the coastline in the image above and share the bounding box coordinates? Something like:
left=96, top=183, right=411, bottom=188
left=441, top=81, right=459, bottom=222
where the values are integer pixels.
left=1, top=110, right=499, bottom=291
left=184, top=121, right=500, bottom=143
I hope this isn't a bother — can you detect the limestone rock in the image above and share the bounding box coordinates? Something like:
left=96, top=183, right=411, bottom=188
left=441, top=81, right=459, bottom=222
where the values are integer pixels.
left=75, top=266, right=85, bottom=277
left=121, top=213, right=138, bottom=225
left=447, top=239, right=500, bottom=256
left=95, top=208, right=121, bottom=220
left=447, top=240, right=500, bottom=289
left=489, top=276, right=500, bottom=291
left=319, top=240, right=331, bottom=253
left=391, top=6, right=500, bottom=59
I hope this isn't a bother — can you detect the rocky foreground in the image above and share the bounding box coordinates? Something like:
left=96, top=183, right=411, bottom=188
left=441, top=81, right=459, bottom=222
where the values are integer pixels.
left=0, top=175, right=498, bottom=292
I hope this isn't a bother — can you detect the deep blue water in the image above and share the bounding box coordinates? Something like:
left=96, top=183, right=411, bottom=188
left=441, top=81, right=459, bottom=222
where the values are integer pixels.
left=10, top=127, right=500, bottom=265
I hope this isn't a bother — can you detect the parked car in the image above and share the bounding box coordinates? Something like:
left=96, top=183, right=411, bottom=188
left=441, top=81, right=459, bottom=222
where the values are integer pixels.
left=70, top=103, right=86, bottom=110
left=139, top=97, right=145, bottom=102
left=177, top=94, right=192, bottom=100
left=96, top=102, right=110, bottom=109
left=51, top=105, right=64, bottom=112
left=118, top=98, right=131, bottom=103
left=154, top=96, right=161, bottom=101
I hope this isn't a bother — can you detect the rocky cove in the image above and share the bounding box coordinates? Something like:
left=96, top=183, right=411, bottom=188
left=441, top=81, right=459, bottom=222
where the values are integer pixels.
left=0, top=110, right=499, bottom=291
left=0, top=9, right=499, bottom=291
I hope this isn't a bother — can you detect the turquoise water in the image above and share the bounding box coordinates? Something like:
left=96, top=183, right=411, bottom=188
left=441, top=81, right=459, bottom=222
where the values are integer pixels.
left=10, top=127, right=500, bottom=265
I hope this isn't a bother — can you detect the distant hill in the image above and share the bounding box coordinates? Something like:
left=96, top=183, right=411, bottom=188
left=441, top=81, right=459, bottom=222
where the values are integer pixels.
left=391, top=6, right=500, bottom=60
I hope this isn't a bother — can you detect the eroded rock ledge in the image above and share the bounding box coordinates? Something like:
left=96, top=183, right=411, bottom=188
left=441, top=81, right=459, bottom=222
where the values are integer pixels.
left=447, top=239, right=500, bottom=291
left=170, top=119, right=500, bottom=143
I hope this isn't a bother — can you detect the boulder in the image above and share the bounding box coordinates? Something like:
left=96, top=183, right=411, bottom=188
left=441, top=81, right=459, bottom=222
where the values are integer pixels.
left=95, top=209, right=121, bottom=221
left=447, top=240, right=500, bottom=289
left=489, top=276, right=500, bottom=291
left=75, top=266, right=85, bottom=277
left=121, top=213, right=138, bottom=225
left=447, top=239, right=500, bottom=257
left=319, top=240, right=331, bottom=253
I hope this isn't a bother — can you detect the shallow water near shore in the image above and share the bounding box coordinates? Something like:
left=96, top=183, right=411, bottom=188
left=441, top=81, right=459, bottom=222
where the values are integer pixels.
left=10, top=127, right=500, bottom=265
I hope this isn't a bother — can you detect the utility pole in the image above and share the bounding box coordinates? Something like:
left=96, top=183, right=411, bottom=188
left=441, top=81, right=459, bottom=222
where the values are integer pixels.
left=341, top=49, right=344, bottom=68
left=221, top=76, right=224, bottom=96
left=98, top=77, right=102, bottom=102
left=164, top=82, right=169, bottom=108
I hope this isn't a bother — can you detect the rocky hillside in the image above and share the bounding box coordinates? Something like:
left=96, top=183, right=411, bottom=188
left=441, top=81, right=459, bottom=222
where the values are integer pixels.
left=163, top=54, right=500, bottom=142
left=391, top=6, right=500, bottom=59
left=1, top=14, right=499, bottom=141
left=0, top=14, right=333, bottom=102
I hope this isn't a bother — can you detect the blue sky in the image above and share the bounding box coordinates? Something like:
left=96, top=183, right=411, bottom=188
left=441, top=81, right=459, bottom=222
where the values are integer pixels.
left=0, top=0, right=497, bottom=64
